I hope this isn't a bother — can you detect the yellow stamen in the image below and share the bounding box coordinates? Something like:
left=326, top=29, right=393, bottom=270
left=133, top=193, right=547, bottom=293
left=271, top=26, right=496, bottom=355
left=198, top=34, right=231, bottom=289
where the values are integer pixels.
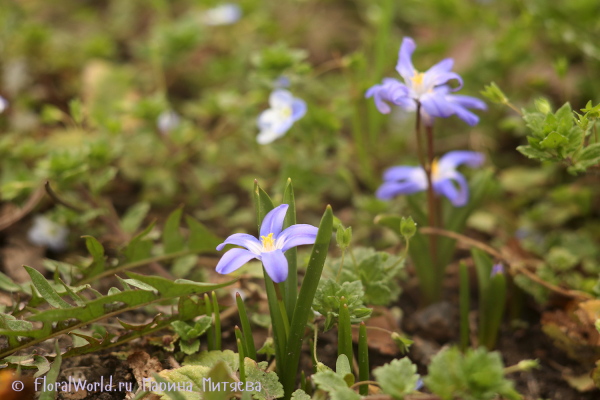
left=411, top=71, right=425, bottom=86
left=261, top=233, right=275, bottom=251
left=280, top=106, right=292, bottom=118
left=431, top=158, right=439, bottom=179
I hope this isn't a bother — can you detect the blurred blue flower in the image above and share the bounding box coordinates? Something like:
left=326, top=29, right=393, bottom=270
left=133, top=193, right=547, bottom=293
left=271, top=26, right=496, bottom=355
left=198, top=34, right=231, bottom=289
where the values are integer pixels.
left=491, top=263, right=504, bottom=277
left=27, top=215, right=69, bottom=252
left=366, top=37, right=486, bottom=125
left=215, top=204, right=318, bottom=283
left=376, top=151, right=484, bottom=207
left=201, top=3, right=242, bottom=26
left=156, top=110, right=180, bottom=135
left=256, top=89, right=306, bottom=144
left=0, top=95, right=8, bottom=113
left=274, top=76, right=291, bottom=88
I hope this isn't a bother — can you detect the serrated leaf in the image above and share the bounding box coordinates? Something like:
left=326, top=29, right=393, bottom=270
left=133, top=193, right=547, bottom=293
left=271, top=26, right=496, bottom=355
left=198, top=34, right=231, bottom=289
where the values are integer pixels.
left=125, top=221, right=156, bottom=262
left=290, top=389, right=311, bottom=400
left=183, top=350, right=239, bottom=375
left=540, top=131, right=568, bottom=149
left=373, top=357, right=420, bottom=399
left=312, top=370, right=360, bottom=400
left=244, top=357, right=284, bottom=400
left=312, top=279, right=372, bottom=331
left=40, top=342, right=62, bottom=400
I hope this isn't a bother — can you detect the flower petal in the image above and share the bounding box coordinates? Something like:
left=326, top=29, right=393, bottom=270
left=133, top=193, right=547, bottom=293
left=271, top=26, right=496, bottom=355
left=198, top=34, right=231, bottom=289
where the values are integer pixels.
left=257, top=129, right=284, bottom=144
left=420, top=92, right=455, bottom=118
left=269, top=89, right=294, bottom=109
left=449, top=103, right=480, bottom=126
left=291, top=98, right=307, bottom=121
left=216, top=248, right=258, bottom=275
left=437, top=151, right=485, bottom=171
left=396, top=37, right=417, bottom=81
left=424, top=58, right=454, bottom=77
left=216, top=233, right=262, bottom=254
left=276, top=224, right=319, bottom=252
left=447, top=94, right=487, bottom=110
left=261, top=249, right=288, bottom=283
left=430, top=71, right=463, bottom=91
left=376, top=180, right=427, bottom=200
left=260, top=204, right=289, bottom=238
left=382, top=165, right=423, bottom=182
left=433, top=173, right=469, bottom=207
left=366, top=84, right=392, bottom=114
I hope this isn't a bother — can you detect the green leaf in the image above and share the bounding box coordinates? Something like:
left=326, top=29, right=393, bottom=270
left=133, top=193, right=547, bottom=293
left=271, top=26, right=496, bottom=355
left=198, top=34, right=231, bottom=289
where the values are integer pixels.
left=312, top=279, right=372, bottom=331
left=374, top=358, right=420, bottom=399
left=82, top=235, right=106, bottom=278
left=335, top=354, right=354, bottom=387
left=23, top=266, right=73, bottom=309
left=121, top=202, right=151, bottom=234
left=290, top=389, right=311, bottom=400
left=540, top=131, right=568, bottom=149
left=183, top=350, right=239, bottom=376
left=282, top=205, right=333, bottom=398
left=186, top=216, right=221, bottom=253
left=282, top=178, right=298, bottom=321
left=39, top=342, right=62, bottom=400
left=163, top=207, right=186, bottom=254
left=516, top=145, right=552, bottom=161
left=0, top=271, right=22, bottom=292
left=312, top=370, right=360, bottom=400
left=244, top=357, right=285, bottom=400
left=257, top=337, right=276, bottom=360
left=125, top=221, right=156, bottom=262
left=424, top=347, right=521, bottom=400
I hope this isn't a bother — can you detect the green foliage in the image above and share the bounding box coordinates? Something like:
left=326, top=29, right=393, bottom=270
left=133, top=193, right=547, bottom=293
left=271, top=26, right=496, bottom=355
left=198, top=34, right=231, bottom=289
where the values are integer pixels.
left=326, top=247, right=405, bottom=306
left=424, top=347, right=521, bottom=400
left=312, top=279, right=372, bottom=331
left=373, top=357, right=420, bottom=400
left=312, top=370, right=360, bottom=400
left=171, top=316, right=212, bottom=355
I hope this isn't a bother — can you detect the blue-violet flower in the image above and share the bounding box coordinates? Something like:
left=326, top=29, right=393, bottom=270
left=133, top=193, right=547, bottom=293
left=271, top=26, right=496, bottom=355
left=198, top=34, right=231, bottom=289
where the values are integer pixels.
left=376, top=150, right=484, bottom=207
left=157, top=110, right=180, bottom=135
left=215, top=204, right=318, bottom=283
left=201, top=3, right=242, bottom=26
left=366, top=37, right=486, bottom=126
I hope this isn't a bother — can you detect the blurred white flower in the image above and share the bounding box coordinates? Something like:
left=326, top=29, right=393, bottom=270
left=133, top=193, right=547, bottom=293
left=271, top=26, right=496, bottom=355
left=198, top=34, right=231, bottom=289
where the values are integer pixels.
left=0, top=96, right=8, bottom=113
left=156, top=110, right=180, bottom=135
left=201, top=3, right=242, bottom=26
left=27, top=215, right=69, bottom=251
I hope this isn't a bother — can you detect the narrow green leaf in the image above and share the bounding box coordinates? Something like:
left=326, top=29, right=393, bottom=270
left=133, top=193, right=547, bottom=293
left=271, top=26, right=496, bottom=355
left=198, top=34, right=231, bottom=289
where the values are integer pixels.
left=282, top=178, right=298, bottom=320
left=484, top=273, right=506, bottom=350
left=236, top=292, right=257, bottom=360
left=204, top=293, right=214, bottom=351
left=459, top=261, right=470, bottom=351
left=125, top=220, right=156, bottom=263
left=212, top=291, right=221, bottom=351
left=24, top=266, right=73, bottom=309
left=358, top=322, right=369, bottom=395
left=58, top=279, right=86, bottom=306
left=283, top=205, right=333, bottom=399
left=39, top=341, right=62, bottom=400
left=472, top=248, right=493, bottom=346
left=121, top=202, right=151, bottom=234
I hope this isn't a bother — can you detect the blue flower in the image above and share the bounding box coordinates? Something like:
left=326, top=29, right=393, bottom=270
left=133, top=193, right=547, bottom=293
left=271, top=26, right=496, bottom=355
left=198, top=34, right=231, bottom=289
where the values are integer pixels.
left=366, top=37, right=486, bottom=125
left=376, top=151, right=484, bottom=207
left=215, top=204, right=318, bottom=283
left=256, top=89, right=306, bottom=144
left=490, top=263, right=504, bottom=277
left=201, top=3, right=242, bottom=26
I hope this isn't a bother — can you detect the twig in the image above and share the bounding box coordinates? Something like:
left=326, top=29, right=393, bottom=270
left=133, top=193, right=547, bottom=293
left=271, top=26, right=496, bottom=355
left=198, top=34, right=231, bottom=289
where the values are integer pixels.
left=44, top=181, right=86, bottom=212
left=419, top=226, right=593, bottom=301
left=0, top=185, right=45, bottom=231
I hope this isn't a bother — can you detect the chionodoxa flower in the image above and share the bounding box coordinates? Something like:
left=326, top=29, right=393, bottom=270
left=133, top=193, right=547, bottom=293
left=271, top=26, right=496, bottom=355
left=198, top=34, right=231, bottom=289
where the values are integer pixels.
left=201, top=3, right=242, bottom=26
left=215, top=204, right=318, bottom=282
left=376, top=151, right=484, bottom=207
left=366, top=37, right=486, bottom=126
left=256, top=89, right=306, bottom=144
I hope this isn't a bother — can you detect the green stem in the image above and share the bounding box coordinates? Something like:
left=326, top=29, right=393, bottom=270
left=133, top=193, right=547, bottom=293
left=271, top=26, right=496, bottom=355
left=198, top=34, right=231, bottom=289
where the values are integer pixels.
left=235, top=326, right=249, bottom=360
left=335, top=250, right=346, bottom=283
left=211, top=291, right=221, bottom=350
left=348, top=246, right=358, bottom=268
